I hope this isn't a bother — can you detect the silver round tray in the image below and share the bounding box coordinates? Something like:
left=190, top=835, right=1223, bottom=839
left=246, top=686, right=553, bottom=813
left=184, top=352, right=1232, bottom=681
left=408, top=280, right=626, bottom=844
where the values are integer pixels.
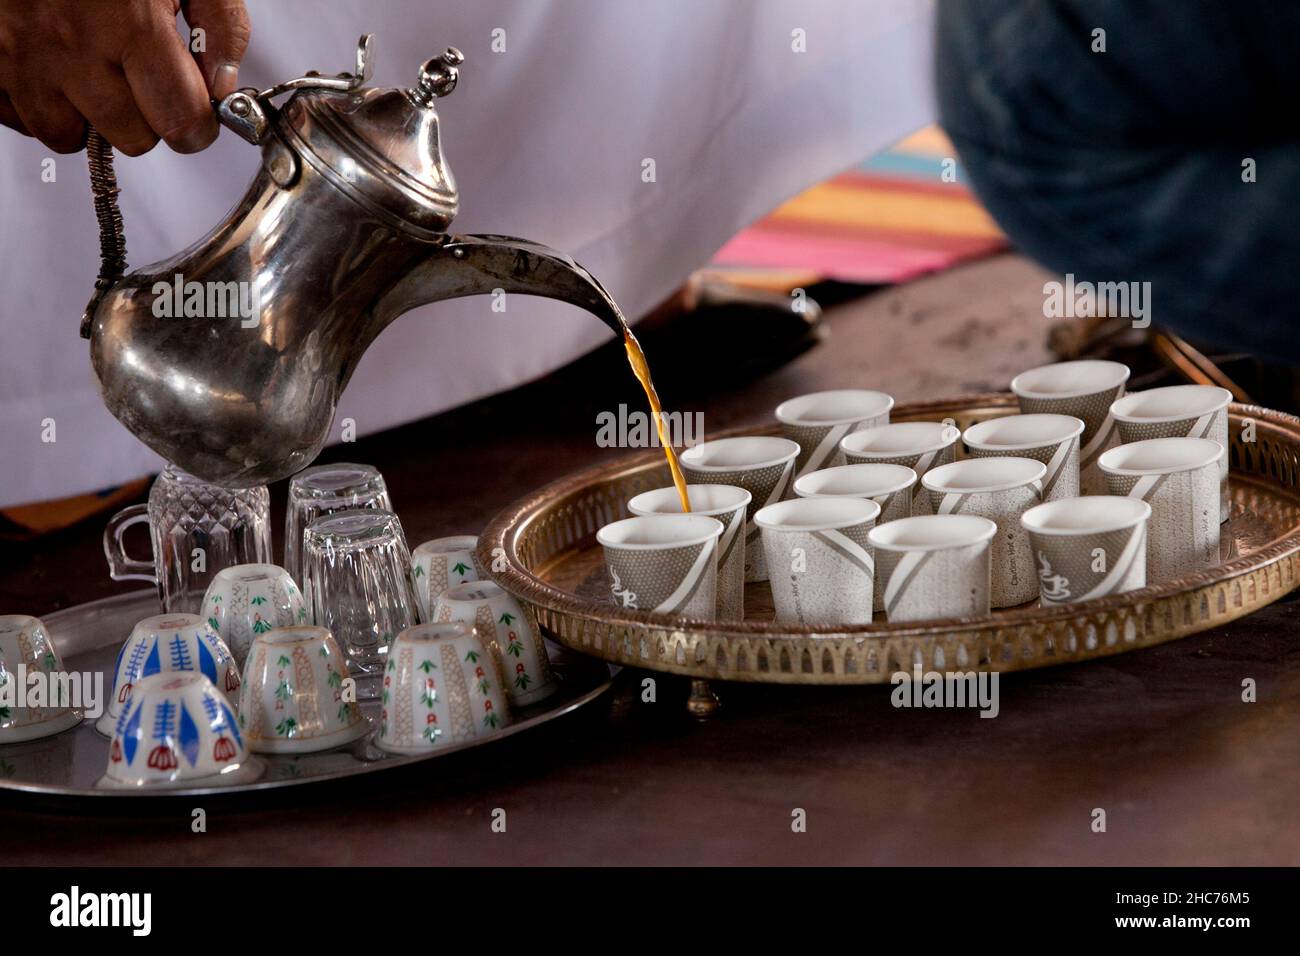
left=0, top=590, right=614, bottom=799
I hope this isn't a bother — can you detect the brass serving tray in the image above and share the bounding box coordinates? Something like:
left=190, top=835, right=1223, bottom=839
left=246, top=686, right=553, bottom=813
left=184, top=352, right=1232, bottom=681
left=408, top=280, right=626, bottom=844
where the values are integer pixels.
left=480, top=394, right=1300, bottom=695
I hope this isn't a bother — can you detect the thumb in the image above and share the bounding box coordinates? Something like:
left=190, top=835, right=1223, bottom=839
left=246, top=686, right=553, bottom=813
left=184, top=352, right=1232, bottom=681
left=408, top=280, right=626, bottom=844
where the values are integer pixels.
left=182, top=0, right=252, bottom=100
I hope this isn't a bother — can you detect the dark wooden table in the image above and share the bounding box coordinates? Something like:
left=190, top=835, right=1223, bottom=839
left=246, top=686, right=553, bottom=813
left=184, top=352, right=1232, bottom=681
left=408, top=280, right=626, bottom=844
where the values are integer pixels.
left=4, top=256, right=1298, bottom=865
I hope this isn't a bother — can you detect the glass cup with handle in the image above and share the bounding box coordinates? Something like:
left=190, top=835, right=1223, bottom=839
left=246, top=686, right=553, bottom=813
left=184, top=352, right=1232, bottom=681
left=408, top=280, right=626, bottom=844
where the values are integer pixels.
left=104, top=464, right=272, bottom=614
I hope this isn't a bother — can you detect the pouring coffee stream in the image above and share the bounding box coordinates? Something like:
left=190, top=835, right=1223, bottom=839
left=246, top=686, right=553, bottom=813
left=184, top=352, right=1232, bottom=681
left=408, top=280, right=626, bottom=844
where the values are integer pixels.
left=81, top=34, right=691, bottom=510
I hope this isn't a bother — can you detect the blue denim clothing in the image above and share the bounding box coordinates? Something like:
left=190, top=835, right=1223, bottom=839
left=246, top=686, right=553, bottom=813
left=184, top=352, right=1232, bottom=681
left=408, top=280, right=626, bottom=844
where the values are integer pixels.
left=936, top=0, right=1300, bottom=361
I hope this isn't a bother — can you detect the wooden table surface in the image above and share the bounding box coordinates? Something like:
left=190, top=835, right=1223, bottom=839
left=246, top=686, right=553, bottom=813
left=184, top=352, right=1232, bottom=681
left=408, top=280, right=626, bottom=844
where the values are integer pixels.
left=4, top=256, right=1299, bottom=865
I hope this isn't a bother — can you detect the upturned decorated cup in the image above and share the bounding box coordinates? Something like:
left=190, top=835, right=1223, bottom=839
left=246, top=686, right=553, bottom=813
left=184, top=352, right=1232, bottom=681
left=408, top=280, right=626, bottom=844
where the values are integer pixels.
left=0, top=614, right=83, bottom=744
left=101, top=672, right=261, bottom=789
left=98, top=613, right=241, bottom=737
left=378, top=622, right=510, bottom=754
left=238, top=625, right=369, bottom=754
left=201, top=563, right=306, bottom=666
left=411, top=535, right=482, bottom=618
left=433, top=581, right=558, bottom=707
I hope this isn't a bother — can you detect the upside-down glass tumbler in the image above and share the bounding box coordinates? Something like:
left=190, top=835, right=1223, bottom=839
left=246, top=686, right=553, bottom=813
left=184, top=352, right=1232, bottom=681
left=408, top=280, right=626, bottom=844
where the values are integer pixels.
left=284, top=463, right=392, bottom=586
left=301, top=509, right=419, bottom=695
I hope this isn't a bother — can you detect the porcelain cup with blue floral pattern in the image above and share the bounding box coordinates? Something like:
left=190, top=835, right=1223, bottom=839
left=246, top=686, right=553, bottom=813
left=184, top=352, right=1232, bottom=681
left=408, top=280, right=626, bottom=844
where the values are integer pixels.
left=100, top=672, right=262, bottom=789
left=96, top=613, right=241, bottom=737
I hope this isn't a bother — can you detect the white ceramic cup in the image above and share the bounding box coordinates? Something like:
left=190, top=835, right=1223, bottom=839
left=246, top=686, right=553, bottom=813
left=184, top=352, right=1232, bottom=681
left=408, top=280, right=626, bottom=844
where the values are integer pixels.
left=378, top=621, right=511, bottom=754
left=201, top=563, right=307, bottom=667
left=1110, top=385, right=1232, bottom=523
left=754, top=496, right=880, bottom=626
left=1099, top=437, right=1224, bottom=584
left=679, top=436, right=799, bottom=582
left=839, top=422, right=961, bottom=515
left=238, top=625, right=370, bottom=754
left=867, top=514, right=997, bottom=623
left=1011, top=360, right=1130, bottom=495
left=1021, top=496, right=1152, bottom=605
left=963, top=414, right=1085, bottom=502
left=628, top=484, right=751, bottom=621
left=775, top=389, right=894, bottom=479
left=432, top=580, right=559, bottom=707
left=411, top=535, right=482, bottom=619
left=922, top=456, right=1045, bottom=608
left=596, top=514, right=724, bottom=620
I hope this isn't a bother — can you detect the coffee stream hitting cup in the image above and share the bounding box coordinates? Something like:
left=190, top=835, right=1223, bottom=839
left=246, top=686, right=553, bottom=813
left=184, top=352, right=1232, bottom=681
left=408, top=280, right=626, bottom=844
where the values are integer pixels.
left=623, top=327, right=691, bottom=512
left=81, top=33, right=691, bottom=506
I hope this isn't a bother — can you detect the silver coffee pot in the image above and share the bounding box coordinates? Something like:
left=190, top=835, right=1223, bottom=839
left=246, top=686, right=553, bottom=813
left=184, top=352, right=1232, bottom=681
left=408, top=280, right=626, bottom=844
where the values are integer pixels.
left=83, top=35, right=623, bottom=487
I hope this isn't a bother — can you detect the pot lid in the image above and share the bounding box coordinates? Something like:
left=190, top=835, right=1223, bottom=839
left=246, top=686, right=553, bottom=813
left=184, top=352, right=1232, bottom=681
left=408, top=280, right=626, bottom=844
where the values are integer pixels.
left=275, top=46, right=464, bottom=235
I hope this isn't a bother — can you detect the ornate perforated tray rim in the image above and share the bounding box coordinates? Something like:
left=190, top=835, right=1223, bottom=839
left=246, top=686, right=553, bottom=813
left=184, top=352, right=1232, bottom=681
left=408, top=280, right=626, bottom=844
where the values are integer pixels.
left=479, top=394, right=1300, bottom=684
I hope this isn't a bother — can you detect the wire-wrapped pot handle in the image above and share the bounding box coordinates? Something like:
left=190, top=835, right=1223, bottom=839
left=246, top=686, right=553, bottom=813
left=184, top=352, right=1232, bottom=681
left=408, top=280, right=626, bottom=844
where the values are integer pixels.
left=80, top=128, right=128, bottom=339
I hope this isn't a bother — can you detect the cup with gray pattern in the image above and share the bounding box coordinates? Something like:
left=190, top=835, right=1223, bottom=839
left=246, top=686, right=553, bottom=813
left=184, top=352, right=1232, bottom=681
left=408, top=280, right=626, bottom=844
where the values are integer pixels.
left=597, top=514, right=724, bottom=620
left=922, top=456, right=1045, bottom=608
left=963, top=414, right=1085, bottom=502
left=680, top=437, right=799, bottom=583
left=1099, top=437, right=1223, bottom=584
left=793, top=462, right=915, bottom=610
left=1110, top=385, right=1232, bottom=523
left=628, top=484, right=751, bottom=621
left=755, top=496, right=880, bottom=626
left=1020, top=496, right=1151, bottom=606
left=867, top=514, right=997, bottom=623
left=775, top=389, right=894, bottom=480
left=1012, top=360, right=1130, bottom=495
left=839, top=422, right=961, bottom=516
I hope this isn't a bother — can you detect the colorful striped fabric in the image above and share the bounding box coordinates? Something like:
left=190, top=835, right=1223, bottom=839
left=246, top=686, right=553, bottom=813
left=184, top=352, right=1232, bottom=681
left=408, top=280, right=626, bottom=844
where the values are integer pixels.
left=709, top=126, right=1006, bottom=286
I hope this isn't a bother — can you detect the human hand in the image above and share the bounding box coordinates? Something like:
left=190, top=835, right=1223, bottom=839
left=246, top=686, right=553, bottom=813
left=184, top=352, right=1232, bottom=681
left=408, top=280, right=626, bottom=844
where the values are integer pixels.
left=0, top=0, right=250, bottom=155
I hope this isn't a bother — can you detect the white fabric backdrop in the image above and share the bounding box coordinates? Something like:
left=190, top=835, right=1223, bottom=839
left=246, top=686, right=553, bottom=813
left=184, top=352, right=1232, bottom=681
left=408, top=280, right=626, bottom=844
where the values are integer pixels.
left=0, top=0, right=934, bottom=506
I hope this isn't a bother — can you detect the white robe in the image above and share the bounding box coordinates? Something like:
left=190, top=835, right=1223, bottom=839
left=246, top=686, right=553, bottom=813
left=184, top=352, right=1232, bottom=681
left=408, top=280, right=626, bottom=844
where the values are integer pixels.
left=0, top=0, right=934, bottom=505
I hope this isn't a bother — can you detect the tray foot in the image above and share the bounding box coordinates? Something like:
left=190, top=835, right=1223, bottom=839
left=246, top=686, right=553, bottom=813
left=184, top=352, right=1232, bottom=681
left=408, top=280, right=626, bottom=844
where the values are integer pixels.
left=686, top=679, right=720, bottom=719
